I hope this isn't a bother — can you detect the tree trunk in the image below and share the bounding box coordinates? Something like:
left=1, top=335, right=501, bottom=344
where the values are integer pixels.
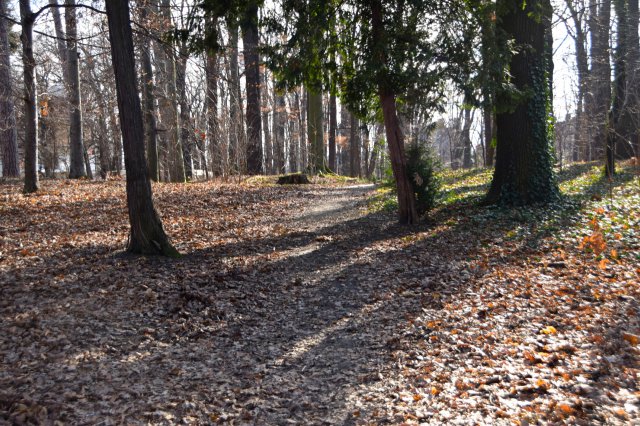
left=380, top=91, right=418, bottom=224
left=205, top=48, right=220, bottom=177
left=483, top=107, right=495, bottom=167
left=349, top=112, right=360, bottom=177
left=65, top=0, right=86, bottom=178
left=138, top=0, right=159, bottom=181
left=587, top=0, right=611, bottom=161
left=371, top=0, right=417, bottom=223
left=151, top=0, right=186, bottom=182
left=0, top=0, right=19, bottom=177
left=297, top=87, right=307, bottom=171
left=307, top=90, right=324, bottom=172
left=274, top=90, right=286, bottom=173
left=176, top=47, right=193, bottom=180
left=262, top=65, right=273, bottom=174
left=328, top=91, right=337, bottom=172
left=486, top=0, right=558, bottom=204
left=288, top=93, right=297, bottom=172
left=462, top=102, right=473, bottom=169
left=629, top=0, right=640, bottom=158
left=19, top=0, right=38, bottom=193
left=565, top=0, right=589, bottom=162
left=105, top=0, right=178, bottom=256
left=241, top=2, right=263, bottom=175
left=228, top=21, right=243, bottom=174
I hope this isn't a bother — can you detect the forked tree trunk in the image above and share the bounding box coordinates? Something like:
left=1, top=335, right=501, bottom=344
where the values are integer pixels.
left=0, top=0, right=19, bottom=177
left=19, top=0, right=38, bottom=193
left=380, top=91, right=418, bottom=224
left=105, top=0, right=178, bottom=256
left=371, top=0, right=417, bottom=224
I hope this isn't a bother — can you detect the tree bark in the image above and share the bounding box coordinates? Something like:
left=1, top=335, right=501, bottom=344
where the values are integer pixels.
left=176, top=46, right=193, bottom=180
left=565, top=0, right=589, bottom=161
left=349, top=112, right=360, bottom=177
left=274, top=90, right=286, bottom=173
left=65, top=0, right=86, bottom=178
left=241, top=1, right=263, bottom=175
left=307, top=90, right=324, bottom=172
left=138, top=0, right=159, bottom=181
left=206, top=46, right=220, bottom=177
left=105, top=0, right=178, bottom=256
left=261, top=64, right=273, bottom=174
left=19, top=0, right=38, bottom=193
left=328, top=91, right=337, bottom=172
left=486, top=0, right=558, bottom=204
left=227, top=21, right=243, bottom=174
left=0, top=0, right=19, bottom=177
left=587, top=0, right=611, bottom=161
left=371, top=0, right=417, bottom=224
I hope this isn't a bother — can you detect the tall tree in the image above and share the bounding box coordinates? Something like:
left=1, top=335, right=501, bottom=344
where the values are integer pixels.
left=138, top=0, right=159, bottom=181
left=227, top=20, right=243, bottom=173
left=0, top=0, right=19, bottom=177
left=307, top=90, right=324, bottom=172
left=19, top=0, right=38, bottom=193
left=105, top=0, right=178, bottom=256
left=486, top=0, right=558, bottom=204
left=65, top=0, right=86, bottom=178
left=206, top=37, right=220, bottom=176
left=153, top=0, right=185, bottom=182
left=241, top=1, right=263, bottom=174
left=564, top=0, right=589, bottom=161
left=586, top=0, right=611, bottom=161
left=328, top=91, right=337, bottom=172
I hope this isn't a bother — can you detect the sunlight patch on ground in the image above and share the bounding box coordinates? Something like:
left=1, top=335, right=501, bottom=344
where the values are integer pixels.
left=274, top=300, right=385, bottom=366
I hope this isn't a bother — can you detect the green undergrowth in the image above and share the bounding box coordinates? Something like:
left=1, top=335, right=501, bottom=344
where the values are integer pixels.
left=368, top=161, right=639, bottom=263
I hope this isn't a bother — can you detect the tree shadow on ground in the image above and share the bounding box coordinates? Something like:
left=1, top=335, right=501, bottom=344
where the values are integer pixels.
left=1, top=170, right=638, bottom=424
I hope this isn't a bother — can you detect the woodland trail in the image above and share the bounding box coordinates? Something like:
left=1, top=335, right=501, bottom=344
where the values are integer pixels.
left=1, top=179, right=639, bottom=425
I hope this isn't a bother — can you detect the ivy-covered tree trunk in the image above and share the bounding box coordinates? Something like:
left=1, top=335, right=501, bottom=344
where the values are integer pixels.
left=0, top=0, right=19, bottom=177
left=486, top=0, right=558, bottom=205
left=241, top=1, right=263, bottom=175
left=105, top=0, right=178, bottom=256
left=629, top=0, right=640, bottom=158
left=65, top=0, right=86, bottom=179
left=19, top=0, right=38, bottom=194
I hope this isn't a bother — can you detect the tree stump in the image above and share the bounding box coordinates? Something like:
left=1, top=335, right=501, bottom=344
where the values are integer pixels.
left=277, top=173, right=311, bottom=185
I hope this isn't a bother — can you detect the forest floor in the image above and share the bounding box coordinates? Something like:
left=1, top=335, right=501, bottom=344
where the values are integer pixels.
left=1, top=162, right=639, bottom=425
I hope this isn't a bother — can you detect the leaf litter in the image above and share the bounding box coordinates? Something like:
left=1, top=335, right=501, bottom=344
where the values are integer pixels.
left=0, top=168, right=638, bottom=425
